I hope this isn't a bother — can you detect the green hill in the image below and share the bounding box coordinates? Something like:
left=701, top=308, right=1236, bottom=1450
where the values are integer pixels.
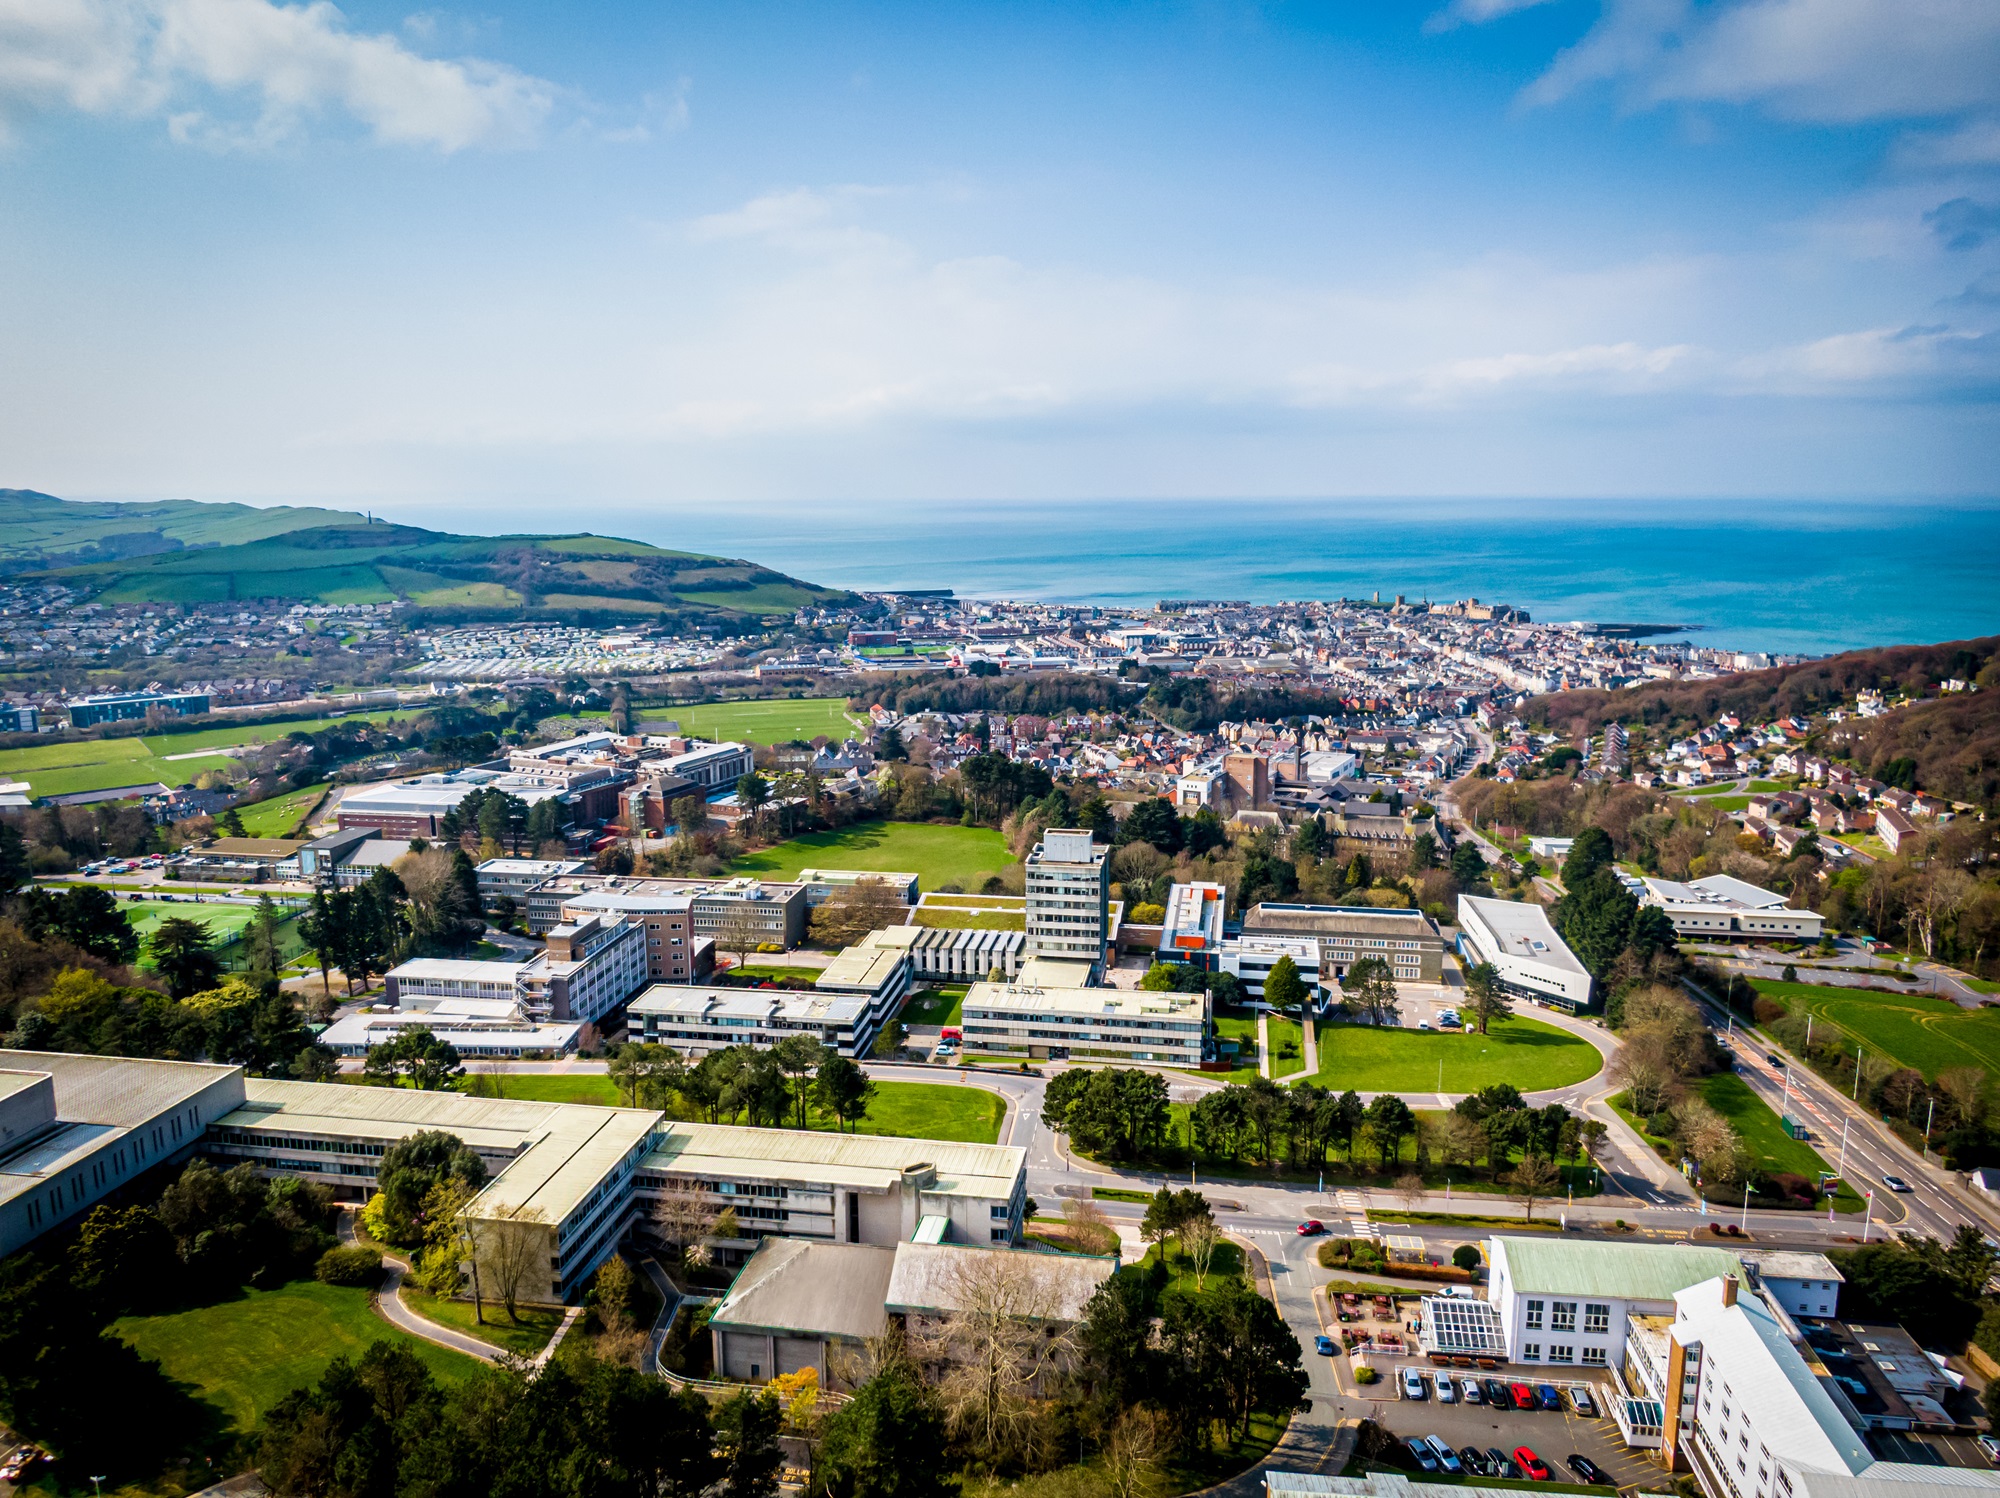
left=0, top=489, right=369, bottom=567
left=22, top=502, right=852, bottom=620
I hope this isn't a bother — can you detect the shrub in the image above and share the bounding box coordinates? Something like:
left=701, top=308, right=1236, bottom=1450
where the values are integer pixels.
left=315, top=1246, right=384, bottom=1286
left=1781, top=964, right=1798, bottom=983
left=1451, top=1244, right=1482, bottom=1272
left=1752, top=997, right=1787, bottom=1025
left=1354, top=1366, right=1380, bottom=1385
left=1765, top=1171, right=1818, bottom=1204
left=1645, top=1111, right=1676, bottom=1137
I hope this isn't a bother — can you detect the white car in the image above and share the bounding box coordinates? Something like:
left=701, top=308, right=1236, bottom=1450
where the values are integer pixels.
left=1883, top=1175, right=1914, bottom=1194
left=1432, top=1371, right=1456, bottom=1402
left=1400, top=1366, right=1429, bottom=1400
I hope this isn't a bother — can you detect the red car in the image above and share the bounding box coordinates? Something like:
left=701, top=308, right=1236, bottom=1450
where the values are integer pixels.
left=1513, top=1447, right=1551, bottom=1481
left=1509, top=1383, right=1537, bottom=1410
left=1297, top=1220, right=1327, bottom=1236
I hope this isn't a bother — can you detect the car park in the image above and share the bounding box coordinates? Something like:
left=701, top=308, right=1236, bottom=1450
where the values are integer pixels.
left=1535, top=1383, right=1563, bottom=1411
left=1487, top=1450, right=1520, bottom=1480
left=1483, top=1378, right=1512, bottom=1406
left=1884, top=1175, right=1913, bottom=1193
left=1509, top=1382, right=1537, bottom=1410
left=1314, top=1335, right=1336, bottom=1356
left=1405, top=1439, right=1439, bottom=1472
left=1513, top=1447, right=1551, bottom=1481
left=1401, top=1367, right=1429, bottom=1399
left=1460, top=1378, right=1483, bottom=1405
left=1297, top=1219, right=1327, bottom=1235
left=1567, top=1385, right=1596, bottom=1417
left=1459, top=1447, right=1491, bottom=1476
left=1567, top=1455, right=1606, bottom=1484
left=1425, top=1438, right=1461, bottom=1475
left=1432, top=1371, right=1456, bottom=1402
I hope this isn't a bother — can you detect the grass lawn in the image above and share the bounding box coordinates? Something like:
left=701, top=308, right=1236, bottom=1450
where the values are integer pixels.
left=1215, top=1011, right=1260, bottom=1069
left=650, top=696, right=858, bottom=744
left=113, top=1280, right=480, bottom=1434
left=1368, top=1210, right=1560, bottom=1231
left=922, top=893, right=1025, bottom=909
left=725, top=964, right=827, bottom=983
left=1270, top=1015, right=1306, bottom=1078
left=237, top=782, right=328, bottom=837
left=904, top=986, right=967, bottom=1025
left=403, top=1290, right=563, bottom=1357
left=732, top=821, right=1015, bottom=892
left=464, top=1072, right=1004, bottom=1143
left=1092, top=1186, right=1154, bottom=1203
left=1299, top=1015, right=1602, bottom=1093
left=913, top=907, right=1025, bottom=931
left=0, top=710, right=411, bottom=797
left=1753, top=977, right=2000, bottom=1082
left=1697, top=1073, right=1865, bottom=1211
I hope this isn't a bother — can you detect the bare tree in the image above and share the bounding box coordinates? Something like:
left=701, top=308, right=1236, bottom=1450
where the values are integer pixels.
left=1910, top=865, right=1974, bottom=961
left=908, top=1251, right=1084, bottom=1466
left=1937, top=1066, right=1988, bottom=1131
left=1063, top=1195, right=1118, bottom=1257
left=809, top=879, right=910, bottom=947
left=1103, top=1408, right=1169, bottom=1498
left=1182, top=1211, right=1221, bottom=1292
left=1510, top=1155, right=1561, bottom=1223
left=468, top=1201, right=550, bottom=1324
left=1610, top=1034, right=1679, bottom=1116
left=714, top=903, right=764, bottom=972
left=1395, top=1174, right=1427, bottom=1212
left=646, top=1177, right=723, bottom=1278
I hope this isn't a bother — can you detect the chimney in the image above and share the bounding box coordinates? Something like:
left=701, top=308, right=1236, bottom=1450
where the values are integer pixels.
left=1721, top=1275, right=1738, bottom=1307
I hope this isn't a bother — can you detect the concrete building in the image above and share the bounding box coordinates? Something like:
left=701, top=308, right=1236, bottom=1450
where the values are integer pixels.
left=474, top=857, right=589, bottom=903
left=385, top=958, right=525, bottom=1007
left=520, top=874, right=808, bottom=947
left=863, top=923, right=1024, bottom=982
left=1155, top=881, right=1227, bottom=971
left=1457, top=894, right=1595, bottom=1011
left=545, top=885, right=714, bottom=985
left=0, top=1051, right=244, bottom=1258
left=1223, top=750, right=1271, bottom=811
left=318, top=1003, right=583, bottom=1059
left=382, top=914, right=647, bottom=1028
left=64, top=691, right=209, bottom=728
left=1739, top=1250, right=1844, bottom=1321
left=335, top=769, right=583, bottom=840
left=793, top=868, right=921, bottom=906
left=297, top=827, right=382, bottom=885
left=1024, top=829, right=1112, bottom=977
left=1240, top=903, right=1445, bottom=985
left=168, top=835, right=311, bottom=883
left=626, top=931, right=910, bottom=1058
left=1221, top=935, right=1324, bottom=1002
left=1639, top=875, right=1825, bottom=944
left=960, top=974, right=1208, bottom=1064
left=1486, top=1234, right=1746, bottom=1370
left=0, top=704, right=41, bottom=733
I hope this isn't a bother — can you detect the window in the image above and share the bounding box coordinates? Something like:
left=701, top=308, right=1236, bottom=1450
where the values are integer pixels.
left=1582, top=1347, right=1607, bottom=1366
left=1584, top=1303, right=1610, bottom=1335
left=1522, top=1343, right=1541, bottom=1361
left=1551, top=1301, right=1577, bottom=1332
left=1524, top=1299, right=1544, bottom=1330
left=1549, top=1345, right=1574, bottom=1364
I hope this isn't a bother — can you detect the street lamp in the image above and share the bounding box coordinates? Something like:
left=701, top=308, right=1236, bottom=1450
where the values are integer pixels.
left=91, top=1477, right=107, bottom=1498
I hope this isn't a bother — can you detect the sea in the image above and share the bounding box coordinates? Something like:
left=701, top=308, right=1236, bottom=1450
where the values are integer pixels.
left=387, top=496, right=2000, bottom=658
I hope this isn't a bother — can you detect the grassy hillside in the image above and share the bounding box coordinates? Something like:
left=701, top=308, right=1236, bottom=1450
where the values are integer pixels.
left=0, top=488, right=367, bottom=566
left=27, top=506, right=853, bottom=619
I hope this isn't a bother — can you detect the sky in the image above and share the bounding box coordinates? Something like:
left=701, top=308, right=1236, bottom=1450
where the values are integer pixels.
left=1, top=0, right=1998, bottom=513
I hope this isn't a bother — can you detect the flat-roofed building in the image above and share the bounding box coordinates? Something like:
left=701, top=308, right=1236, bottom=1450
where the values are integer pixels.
left=1222, top=935, right=1323, bottom=1001
left=1486, top=1234, right=1746, bottom=1371
left=793, top=868, right=921, bottom=906
left=960, top=977, right=1207, bottom=1065
left=871, top=923, right=1024, bottom=981
left=1457, top=894, right=1594, bottom=1011
left=1241, top=902, right=1444, bottom=985
left=0, top=1051, right=245, bottom=1257
left=627, top=961, right=895, bottom=1058
left=814, top=932, right=913, bottom=1008
left=385, top=957, right=524, bottom=1007
left=657, top=740, right=754, bottom=789
left=1739, top=1250, right=1844, bottom=1321
left=519, top=915, right=647, bottom=1026
left=169, top=835, right=310, bottom=883
left=336, top=770, right=575, bottom=840
left=475, top=857, right=588, bottom=902
left=1156, top=881, right=1227, bottom=970
left=552, top=886, right=711, bottom=985
left=522, top=873, right=808, bottom=948
left=319, top=1002, right=583, bottom=1059
left=65, top=690, right=209, bottom=728
left=1639, top=875, right=1824, bottom=944
left=1024, top=829, right=1111, bottom=978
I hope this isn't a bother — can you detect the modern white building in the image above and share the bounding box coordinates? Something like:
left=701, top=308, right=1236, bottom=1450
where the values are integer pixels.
left=1485, top=1235, right=1747, bottom=1370
left=1221, top=935, right=1324, bottom=1002
left=863, top=922, right=1024, bottom=981
left=1024, top=829, right=1112, bottom=976
left=960, top=973, right=1208, bottom=1064
left=1457, top=895, right=1595, bottom=1011
left=1240, top=903, right=1445, bottom=985
left=792, top=868, right=921, bottom=906
left=1639, top=876, right=1825, bottom=944
left=626, top=931, right=909, bottom=1058
left=1155, top=881, right=1227, bottom=970
left=383, top=913, right=648, bottom=1028
left=318, top=1002, right=583, bottom=1059
left=1739, top=1250, right=1844, bottom=1321
left=474, top=857, right=589, bottom=902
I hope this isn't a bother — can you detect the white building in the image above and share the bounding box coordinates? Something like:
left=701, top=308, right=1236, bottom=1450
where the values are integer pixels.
left=863, top=923, right=1024, bottom=982
left=1485, top=1235, right=1747, bottom=1370
left=474, top=857, right=589, bottom=902
left=1640, top=876, right=1825, bottom=944
left=792, top=868, right=921, bottom=906
left=1740, top=1250, right=1844, bottom=1321
left=653, top=739, right=754, bottom=789
left=1024, top=829, right=1112, bottom=977
left=960, top=972, right=1208, bottom=1064
left=1457, top=895, right=1595, bottom=1012
left=1221, top=935, right=1324, bottom=1002
left=383, top=913, right=648, bottom=1028
left=626, top=931, right=909, bottom=1058
left=319, top=1002, right=583, bottom=1059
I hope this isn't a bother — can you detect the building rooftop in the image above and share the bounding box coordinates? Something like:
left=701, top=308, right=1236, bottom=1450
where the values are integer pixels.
left=640, top=1121, right=1025, bottom=1201
left=628, top=984, right=873, bottom=1028
left=1742, top=1249, right=1845, bottom=1284
left=0, top=1050, right=239, bottom=1129
left=1492, top=1235, right=1744, bottom=1300
left=1642, top=874, right=1791, bottom=911
left=476, top=858, right=588, bottom=877
left=966, top=977, right=1197, bottom=1016
left=1009, top=957, right=1099, bottom=989
left=1242, top=903, right=1440, bottom=939
left=202, top=836, right=309, bottom=857
left=1457, top=897, right=1590, bottom=978
left=885, top=1239, right=1115, bottom=1321
left=389, top=957, right=525, bottom=984
left=710, top=1239, right=894, bottom=1342
left=816, top=942, right=910, bottom=994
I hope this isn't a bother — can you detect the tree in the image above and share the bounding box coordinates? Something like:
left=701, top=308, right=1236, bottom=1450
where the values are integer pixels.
left=1119, top=797, right=1185, bottom=854
left=1182, top=1211, right=1222, bottom=1291
left=149, top=915, right=220, bottom=999
left=376, top=1129, right=487, bottom=1244
left=1342, top=956, right=1398, bottom=1026
left=814, top=1054, right=876, bottom=1131
left=1452, top=1243, right=1482, bottom=1273
left=774, top=1034, right=830, bottom=1127
left=1450, top=842, right=1487, bottom=886
left=0, top=820, right=27, bottom=897
left=1364, top=1094, right=1415, bottom=1169
left=1564, top=827, right=1616, bottom=885
left=607, top=1040, right=684, bottom=1108
left=1511, top=1154, right=1561, bottom=1221
left=469, top=1201, right=550, bottom=1324
left=1553, top=871, right=1640, bottom=978
left=365, top=1026, right=466, bottom=1093
left=714, top=1388, right=784, bottom=1498
left=715, top=902, right=763, bottom=971
left=735, top=772, right=773, bottom=837
left=299, top=887, right=343, bottom=995
left=1463, top=961, right=1510, bottom=1035
left=812, top=1360, right=959, bottom=1498
left=1262, top=954, right=1307, bottom=1014
left=21, top=883, right=141, bottom=965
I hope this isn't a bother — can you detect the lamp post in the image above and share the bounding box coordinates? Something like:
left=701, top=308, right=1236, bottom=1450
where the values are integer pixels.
left=91, top=1477, right=106, bottom=1498
left=1853, top=1046, right=1863, bottom=1100
left=1924, top=1097, right=1936, bottom=1160
left=1740, top=1183, right=1751, bottom=1234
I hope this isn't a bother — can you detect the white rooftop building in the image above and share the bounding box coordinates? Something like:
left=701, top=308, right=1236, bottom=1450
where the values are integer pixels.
left=1641, top=875, right=1825, bottom=943
left=1457, top=894, right=1594, bottom=1011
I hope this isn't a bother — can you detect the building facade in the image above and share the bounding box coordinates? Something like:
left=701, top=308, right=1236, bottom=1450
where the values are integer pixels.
left=960, top=977, right=1208, bottom=1064
left=65, top=691, right=210, bottom=728
left=1456, top=894, right=1595, bottom=1011
left=1240, top=903, right=1445, bottom=985
left=1024, top=829, right=1111, bottom=976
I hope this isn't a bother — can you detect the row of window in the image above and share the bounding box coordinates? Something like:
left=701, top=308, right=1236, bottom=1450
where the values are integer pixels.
left=1522, top=1298, right=1610, bottom=1334
left=1517, top=1344, right=1607, bottom=1366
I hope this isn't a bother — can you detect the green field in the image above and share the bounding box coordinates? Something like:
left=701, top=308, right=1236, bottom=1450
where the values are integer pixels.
left=1270, top=1016, right=1305, bottom=1078
left=733, top=821, right=1015, bottom=892
left=904, top=986, right=967, bottom=1025
left=649, top=696, right=859, bottom=744
left=913, top=908, right=1025, bottom=931
left=113, top=1280, right=479, bottom=1433
left=237, top=782, right=328, bottom=837
left=0, top=708, right=408, bottom=798
left=1697, top=1073, right=1864, bottom=1210
left=1754, top=977, right=2000, bottom=1082
left=469, top=1072, right=1004, bottom=1143
left=1299, top=1015, right=1603, bottom=1093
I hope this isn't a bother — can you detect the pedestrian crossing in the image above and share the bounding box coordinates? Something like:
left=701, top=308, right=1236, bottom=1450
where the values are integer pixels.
left=1334, top=1189, right=1379, bottom=1238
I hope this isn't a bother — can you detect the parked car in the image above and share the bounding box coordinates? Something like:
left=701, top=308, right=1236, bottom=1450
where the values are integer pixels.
left=1401, top=1367, right=1429, bottom=1400
left=1483, top=1378, right=1512, bottom=1406
left=1461, top=1378, right=1484, bottom=1404
left=1568, top=1385, right=1597, bottom=1417
left=1459, top=1447, right=1492, bottom=1477
left=1567, top=1455, right=1606, bottom=1485
left=1425, top=1438, right=1462, bottom=1475
left=1535, top=1383, right=1564, bottom=1411
left=1297, top=1219, right=1327, bottom=1235
left=1510, top=1382, right=1538, bottom=1409
left=1432, top=1371, right=1456, bottom=1402
left=1978, top=1434, right=2000, bottom=1467
left=1405, top=1439, right=1439, bottom=1473
left=1514, top=1447, right=1551, bottom=1481
left=0, top=1447, right=47, bottom=1483
left=1487, top=1450, right=1521, bottom=1480
left=1884, top=1175, right=1914, bottom=1193
left=1314, top=1334, right=1336, bottom=1356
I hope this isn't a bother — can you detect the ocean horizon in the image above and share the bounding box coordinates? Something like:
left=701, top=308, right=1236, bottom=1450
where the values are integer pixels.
left=375, top=495, right=2000, bottom=658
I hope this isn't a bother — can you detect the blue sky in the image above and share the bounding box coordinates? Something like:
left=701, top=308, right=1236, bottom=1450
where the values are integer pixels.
left=1, top=0, right=1996, bottom=512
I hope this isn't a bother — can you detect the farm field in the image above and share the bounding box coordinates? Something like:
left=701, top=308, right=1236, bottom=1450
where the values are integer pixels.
left=733, top=821, right=1015, bottom=892
left=1299, top=1014, right=1603, bottom=1093
left=647, top=696, right=858, bottom=744
left=113, top=1280, right=479, bottom=1434
left=1698, top=1073, right=1865, bottom=1211
left=237, top=782, right=328, bottom=837
left=0, top=708, right=408, bottom=798
left=1754, top=977, right=2000, bottom=1082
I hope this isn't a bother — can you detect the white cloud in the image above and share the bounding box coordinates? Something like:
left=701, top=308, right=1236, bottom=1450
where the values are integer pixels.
left=0, top=0, right=556, bottom=150
left=1528, top=0, right=2000, bottom=124
left=1425, top=0, right=1563, bottom=34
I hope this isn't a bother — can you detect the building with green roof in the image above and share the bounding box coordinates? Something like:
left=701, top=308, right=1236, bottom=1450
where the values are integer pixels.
left=1486, top=1235, right=1746, bottom=1372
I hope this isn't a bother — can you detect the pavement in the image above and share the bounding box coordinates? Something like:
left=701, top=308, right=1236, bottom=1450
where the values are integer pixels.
left=337, top=1208, right=500, bottom=1363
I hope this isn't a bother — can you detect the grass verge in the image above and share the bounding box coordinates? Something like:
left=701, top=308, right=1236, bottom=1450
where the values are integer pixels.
left=402, top=1290, right=563, bottom=1357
